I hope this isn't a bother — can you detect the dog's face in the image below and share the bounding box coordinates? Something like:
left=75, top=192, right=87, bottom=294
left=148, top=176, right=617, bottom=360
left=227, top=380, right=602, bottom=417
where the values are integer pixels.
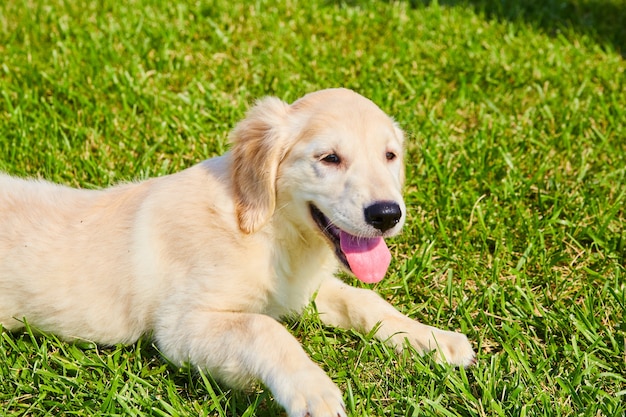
left=231, top=88, right=405, bottom=282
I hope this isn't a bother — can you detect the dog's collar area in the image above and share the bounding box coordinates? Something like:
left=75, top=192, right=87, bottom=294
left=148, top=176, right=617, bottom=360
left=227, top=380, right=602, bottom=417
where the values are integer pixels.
left=309, top=204, right=351, bottom=272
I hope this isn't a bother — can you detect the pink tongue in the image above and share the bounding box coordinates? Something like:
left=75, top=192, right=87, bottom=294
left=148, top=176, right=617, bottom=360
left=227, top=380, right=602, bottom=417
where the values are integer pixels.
left=339, top=231, right=391, bottom=283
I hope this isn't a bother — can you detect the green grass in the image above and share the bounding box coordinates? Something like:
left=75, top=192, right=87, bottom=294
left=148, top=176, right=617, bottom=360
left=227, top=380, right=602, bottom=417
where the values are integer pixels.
left=1, top=0, right=624, bottom=416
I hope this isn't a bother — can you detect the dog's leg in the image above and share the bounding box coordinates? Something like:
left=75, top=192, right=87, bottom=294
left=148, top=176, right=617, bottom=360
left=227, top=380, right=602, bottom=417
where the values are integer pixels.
left=315, top=277, right=475, bottom=366
left=156, top=311, right=346, bottom=417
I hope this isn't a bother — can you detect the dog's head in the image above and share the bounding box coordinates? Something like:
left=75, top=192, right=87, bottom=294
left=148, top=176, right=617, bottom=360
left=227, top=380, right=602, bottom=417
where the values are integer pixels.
left=230, top=88, right=405, bottom=283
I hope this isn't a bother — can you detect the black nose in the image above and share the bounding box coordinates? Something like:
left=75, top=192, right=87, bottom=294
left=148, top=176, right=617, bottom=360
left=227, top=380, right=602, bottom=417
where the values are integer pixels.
left=364, top=201, right=402, bottom=233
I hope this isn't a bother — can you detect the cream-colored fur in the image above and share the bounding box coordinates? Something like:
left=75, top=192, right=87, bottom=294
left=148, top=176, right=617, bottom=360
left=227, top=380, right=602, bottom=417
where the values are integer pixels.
left=0, top=88, right=474, bottom=417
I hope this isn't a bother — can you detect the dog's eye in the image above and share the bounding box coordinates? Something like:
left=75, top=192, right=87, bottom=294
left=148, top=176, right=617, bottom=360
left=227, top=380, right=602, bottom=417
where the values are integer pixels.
left=386, top=152, right=397, bottom=161
left=321, top=154, right=341, bottom=164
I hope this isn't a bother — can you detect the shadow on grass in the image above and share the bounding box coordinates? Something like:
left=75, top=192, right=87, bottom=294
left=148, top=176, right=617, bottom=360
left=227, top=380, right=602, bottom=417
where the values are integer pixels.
left=432, top=0, right=625, bottom=56
left=346, top=0, right=626, bottom=56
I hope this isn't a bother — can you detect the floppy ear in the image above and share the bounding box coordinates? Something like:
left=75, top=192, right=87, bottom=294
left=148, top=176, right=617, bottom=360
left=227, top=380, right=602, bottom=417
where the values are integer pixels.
left=230, top=97, right=291, bottom=234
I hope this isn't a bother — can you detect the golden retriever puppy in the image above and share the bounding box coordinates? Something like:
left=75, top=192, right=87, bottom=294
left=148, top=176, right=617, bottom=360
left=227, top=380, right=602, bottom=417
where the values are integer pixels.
left=0, top=88, right=475, bottom=417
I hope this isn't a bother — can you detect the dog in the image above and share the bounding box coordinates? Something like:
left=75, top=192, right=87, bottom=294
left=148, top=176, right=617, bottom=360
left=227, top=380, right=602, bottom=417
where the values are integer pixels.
left=0, top=88, right=475, bottom=417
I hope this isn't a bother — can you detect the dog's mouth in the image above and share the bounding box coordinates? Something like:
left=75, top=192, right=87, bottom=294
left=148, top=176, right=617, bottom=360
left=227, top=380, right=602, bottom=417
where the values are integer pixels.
left=309, top=204, right=391, bottom=284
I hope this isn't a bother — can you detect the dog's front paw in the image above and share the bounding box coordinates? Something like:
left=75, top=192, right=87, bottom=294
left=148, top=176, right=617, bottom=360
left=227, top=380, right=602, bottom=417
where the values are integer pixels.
left=385, top=318, right=476, bottom=367
left=425, top=328, right=476, bottom=367
left=270, top=366, right=346, bottom=417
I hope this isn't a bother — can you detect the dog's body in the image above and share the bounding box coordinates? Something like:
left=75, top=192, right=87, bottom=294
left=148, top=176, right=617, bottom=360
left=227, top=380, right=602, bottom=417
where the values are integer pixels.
left=0, top=89, right=474, bottom=417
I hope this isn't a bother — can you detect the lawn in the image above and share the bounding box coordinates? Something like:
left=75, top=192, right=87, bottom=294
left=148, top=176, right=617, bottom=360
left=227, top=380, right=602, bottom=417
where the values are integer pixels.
left=0, top=0, right=624, bottom=416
